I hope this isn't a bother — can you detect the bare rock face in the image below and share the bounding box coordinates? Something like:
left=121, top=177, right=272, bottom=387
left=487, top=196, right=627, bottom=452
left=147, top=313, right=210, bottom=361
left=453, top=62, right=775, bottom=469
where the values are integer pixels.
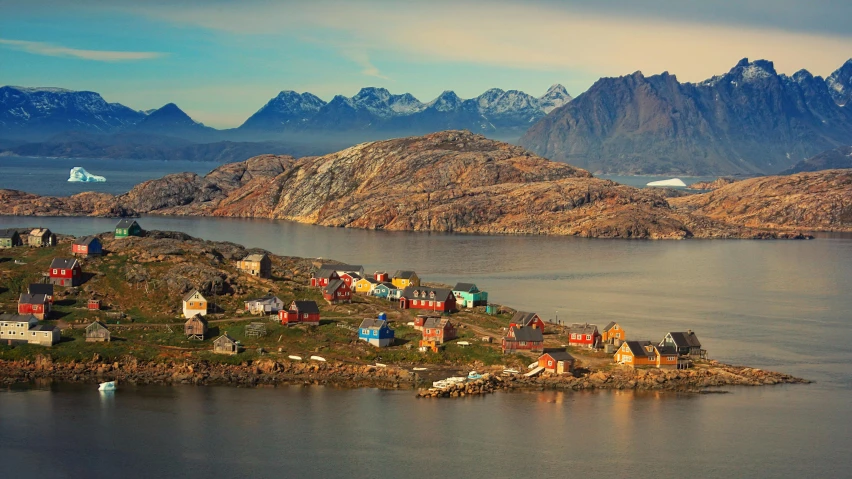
left=688, top=178, right=738, bottom=190
left=671, top=170, right=852, bottom=231
left=0, top=130, right=847, bottom=238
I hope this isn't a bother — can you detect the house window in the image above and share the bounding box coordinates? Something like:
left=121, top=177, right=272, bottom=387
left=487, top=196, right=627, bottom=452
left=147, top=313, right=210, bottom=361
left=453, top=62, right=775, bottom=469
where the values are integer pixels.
left=520, top=341, right=527, bottom=346
left=303, top=314, right=308, bottom=319
left=548, top=360, right=553, bottom=366
left=437, top=302, right=442, bottom=307
left=362, top=329, right=368, bottom=334
left=429, top=301, right=434, bottom=307
left=586, top=334, right=591, bottom=340
left=625, top=356, right=632, bottom=362
left=61, top=269, right=66, bottom=275
left=52, top=269, right=57, bottom=274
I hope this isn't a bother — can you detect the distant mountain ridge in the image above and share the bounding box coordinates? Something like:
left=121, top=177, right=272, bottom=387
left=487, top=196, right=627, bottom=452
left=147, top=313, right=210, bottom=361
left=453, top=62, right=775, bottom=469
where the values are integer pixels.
left=779, top=145, right=852, bottom=174
left=520, top=58, right=852, bottom=175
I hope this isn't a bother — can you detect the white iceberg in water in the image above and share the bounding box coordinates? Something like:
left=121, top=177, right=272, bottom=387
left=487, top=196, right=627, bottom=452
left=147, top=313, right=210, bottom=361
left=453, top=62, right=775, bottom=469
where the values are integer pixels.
left=68, top=167, right=106, bottom=183
left=646, top=178, right=686, bottom=187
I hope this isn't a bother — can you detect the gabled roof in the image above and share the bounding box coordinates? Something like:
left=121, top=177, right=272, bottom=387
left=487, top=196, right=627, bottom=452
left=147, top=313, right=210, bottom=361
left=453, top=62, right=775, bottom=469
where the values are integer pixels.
left=242, top=253, right=268, bottom=262
left=511, top=311, right=540, bottom=326
left=323, top=279, right=346, bottom=294
left=28, top=284, right=53, bottom=296
left=318, top=262, right=363, bottom=273
left=374, top=282, right=397, bottom=290
left=314, top=267, right=339, bottom=279
left=185, top=313, right=208, bottom=325
left=30, top=228, right=52, bottom=236
left=115, top=219, right=138, bottom=228
left=623, top=340, right=656, bottom=357
left=603, top=321, right=617, bottom=332
left=214, top=333, right=236, bottom=344
left=87, top=321, right=108, bottom=330
left=0, top=313, right=37, bottom=322
left=507, top=326, right=543, bottom=342
left=19, top=293, right=48, bottom=304
left=182, top=289, right=205, bottom=302
left=542, top=349, right=575, bottom=362
left=401, top=286, right=453, bottom=301
left=73, top=236, right=100, bottom=246
left=393, top=270, right=417, bottom=279
left=422, top=317, right=452, bottom=329
left=657, top=345, right=678, bottom=356
left=0, top=229, right=20, bottom=239
left=568, top=323, right=599, bottom=335
left=292, top=300, right=319, bottom=314
left=357, top=277, right=379, bottom=284
left=49, top=258, right=79, bottom=270
left=665, top=331, right=702, bottom=349
left=452, top=282, right=479, bottom=293
left=31, top=324, right=57, bottom=332
left=359, top=318, right=388, bottom=330
left=245, top=295, right=281, bottom=305
left=341, top=272, right=362, bottom=280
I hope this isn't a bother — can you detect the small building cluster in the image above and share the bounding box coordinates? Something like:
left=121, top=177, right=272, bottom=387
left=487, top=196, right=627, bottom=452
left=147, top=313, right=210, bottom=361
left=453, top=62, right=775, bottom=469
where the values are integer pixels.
left=614, top=330, right=704, bottom=370
left=0, top=313, right=60, bottom=346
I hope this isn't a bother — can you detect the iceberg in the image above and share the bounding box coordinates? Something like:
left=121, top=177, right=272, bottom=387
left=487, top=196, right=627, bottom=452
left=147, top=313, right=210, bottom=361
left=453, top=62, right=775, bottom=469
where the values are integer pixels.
left=68, top=167, right=106, bottom=182
left=646, top=178, right=686, bottom=187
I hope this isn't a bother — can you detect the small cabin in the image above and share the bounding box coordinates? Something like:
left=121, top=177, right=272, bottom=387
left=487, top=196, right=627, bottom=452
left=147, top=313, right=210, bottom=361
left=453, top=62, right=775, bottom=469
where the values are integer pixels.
left=358, top=317, right=395, bottom=347
left=18, top=293, right=50, bottom=320
left=29, top=228, right=56, bottom=248
left=85, top=321, right=111, bottom=342
left=114, top=219, right=142, bottom=239
left=602, top=322, right=626, bottom=344
left=0, top=229, right=22, bottom=249
left=237, top=253, right=272, bottom=278
left=279, top=300, right=320, bottom=326
left=509, top=311, right=545, bottom=332
left=322, top=279, right=351, bottom=304
left=244, top=295, right=284, bottom=315
left=452, top=282, right=488, bottom=308
left=213, top=333, right=239, bottom=355
left=391, top=270, right=420, bottom=289
left=87, top=299, right=101, bottom=310
left=48, top=258, right=83, bottom=287
left=72, top=236, right=103, bottom=257
left=538, top=349, right=575, bottom=375
left=184, top=314, right=209, bottom=340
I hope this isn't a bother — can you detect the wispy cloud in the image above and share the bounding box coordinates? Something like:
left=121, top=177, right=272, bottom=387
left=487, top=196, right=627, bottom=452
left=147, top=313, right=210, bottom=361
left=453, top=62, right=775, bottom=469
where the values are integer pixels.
left=0, top=38, right=163, bottom=61
left=344, top=50, right=389, bottom=80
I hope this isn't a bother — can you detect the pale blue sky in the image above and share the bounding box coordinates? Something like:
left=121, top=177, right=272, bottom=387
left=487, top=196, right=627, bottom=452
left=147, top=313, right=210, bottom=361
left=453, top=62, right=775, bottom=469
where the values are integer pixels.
left=2, top=0, right=851, bottom=128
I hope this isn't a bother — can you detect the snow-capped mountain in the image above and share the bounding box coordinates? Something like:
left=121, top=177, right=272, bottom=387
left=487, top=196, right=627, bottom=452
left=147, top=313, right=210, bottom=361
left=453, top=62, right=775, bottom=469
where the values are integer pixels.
left=239, top=90, right=326, bottom=131
left=128, top=103, right=217, bottom=140
left=827, top=59, right=852, bottom=106
left=0, top=85, right=144, bottom=139
left=538, top=84, right=573, bottom=113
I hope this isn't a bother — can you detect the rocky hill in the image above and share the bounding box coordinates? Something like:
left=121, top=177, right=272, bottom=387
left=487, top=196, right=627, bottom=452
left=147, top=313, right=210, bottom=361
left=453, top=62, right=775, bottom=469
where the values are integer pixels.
left=687, top=178, right=739, bottom=191
left=520, top=58, right=852, bottom=175
left=1, top=130, right=842, bottom=237
left=779, top=145, right=852, bottom=174
left=670, top=170, right=852, bottom=231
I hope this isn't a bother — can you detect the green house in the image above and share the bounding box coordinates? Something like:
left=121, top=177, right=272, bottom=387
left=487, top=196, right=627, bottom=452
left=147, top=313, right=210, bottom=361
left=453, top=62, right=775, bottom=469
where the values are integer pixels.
left=114, top=219, right=142, bottom=239
left=0, top=229, right=22, bottom=248
left=452, top=283, right=488, bottom=308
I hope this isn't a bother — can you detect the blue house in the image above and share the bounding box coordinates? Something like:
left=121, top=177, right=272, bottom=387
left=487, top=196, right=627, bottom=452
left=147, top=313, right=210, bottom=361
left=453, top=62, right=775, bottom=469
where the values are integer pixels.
left=371, top=282, right=400, bottom=300
left=452, top=283, right=488, bottom=308
left=358, top=317, right=394, bottom=347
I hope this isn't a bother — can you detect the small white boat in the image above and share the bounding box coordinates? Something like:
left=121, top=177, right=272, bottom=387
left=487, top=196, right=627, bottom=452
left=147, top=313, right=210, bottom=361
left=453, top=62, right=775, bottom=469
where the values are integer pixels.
left=503, top=368, right=520, bottom=375
left=432, top=380, right=450, bottom=388
left=98, top=381, right=116, bottom=391
left=14, top=259, right=26, bottom=265
left=288, top=355, right=302, bottom=361
left=413, top=367, right=428, bottom=371
left=467, top=371, right=482, bottom=380
left=310, top=355, right=326, bottom=362
left=375, top=363, right=388, bottom=368
left=527, top=362, right=538, bottom=370
left=457, top=341, right=470, bottom=347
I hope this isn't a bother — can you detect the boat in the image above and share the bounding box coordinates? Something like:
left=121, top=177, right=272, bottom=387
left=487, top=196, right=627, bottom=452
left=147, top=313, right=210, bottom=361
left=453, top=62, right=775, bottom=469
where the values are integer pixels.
left=98, top=381, right=116, bottom=391
left=288, top=355, right=302, bottom=361
left=527, top=362, right=538, bottom=370
left=503, top=368, right=520, bottom=375
left=412, top=367, right=428, bottom=371
left=310, top=355, right=326, bottom=362
left=375, top=363, right=387, bottom=368
left=467, top=371, right=483, bottom=380
left=13, top=259, right=25, bottom=265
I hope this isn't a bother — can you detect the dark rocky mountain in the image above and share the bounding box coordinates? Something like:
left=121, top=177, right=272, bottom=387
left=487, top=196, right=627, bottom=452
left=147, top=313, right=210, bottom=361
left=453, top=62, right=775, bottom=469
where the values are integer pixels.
left=827, top=60, right=852, bottom=106
left=0, top=86, right=145, bottom=140
left=238, top=91, right=326, bottom=131
left=128, top=103, right=218, bottom=141
left=779, top=145, right=852, bottom=174
left=520, top=58, right=852, bottom=175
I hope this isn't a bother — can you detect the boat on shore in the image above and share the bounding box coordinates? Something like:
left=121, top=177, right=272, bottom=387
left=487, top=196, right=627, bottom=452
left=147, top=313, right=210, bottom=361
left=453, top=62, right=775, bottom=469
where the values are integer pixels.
left=288, top=355, right=302, bottom=361
left=310, top=355, right=326, bottom=362
left=98, top=381, right=116, bottom=391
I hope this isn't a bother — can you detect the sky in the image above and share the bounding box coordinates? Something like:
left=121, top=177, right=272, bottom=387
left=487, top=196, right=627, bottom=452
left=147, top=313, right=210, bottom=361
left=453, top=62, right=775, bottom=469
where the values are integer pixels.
left=1, top=0, right=851, bottom=128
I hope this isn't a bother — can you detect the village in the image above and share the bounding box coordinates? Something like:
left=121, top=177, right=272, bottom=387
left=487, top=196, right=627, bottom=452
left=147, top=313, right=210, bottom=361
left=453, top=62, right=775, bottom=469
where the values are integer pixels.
left=0, top=222, right=721, bottom=396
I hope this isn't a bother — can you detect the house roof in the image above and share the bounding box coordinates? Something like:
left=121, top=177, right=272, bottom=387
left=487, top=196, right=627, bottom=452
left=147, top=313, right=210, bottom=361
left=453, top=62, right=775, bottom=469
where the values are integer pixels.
left=115, top=219, right=138, bottom=228
left=359, top=318, right=387, bottom=330
left=358, top=277, right=379, bottom=284
left=245, top=295, right=281, bottom=306
left=569, top=323, right=599, bottom=335
left=511, top=311, right=540, bottom=326
left=665, top=331, right=702, bottom=349
left=19, top=293, right=48, bottom=304
left=214, top=333, right=236, bottom=344
left=28, top=284, right=53, bottom=296
left=0, top=313, right=37, bottom=322
left=30, top=228, right=51, bottom=236
left=603, top=321, right=617, bottom=332
left=0, top=229, right=20, bottom=239
left=507, top=326, right=543, bottom=342
left=453, top=283, right=478, bottom=293
left=422, top=317, right=451, bottom=329
left=49, top=258, right=79, bottom=270
left=31, top=324, right=57, bottom=332
left=318, top=262, right=363, bottom=273
left=185, top=314, right=208, bottom=325
left=243, top=253, right=268, bottom=262
left=182, top=289, right=205, bottom=302
left=292, top=300, right=319, bottom=314
left=323, top=279, right=346, bottom=294
left=342, top=272, right=362, bottom=280
left=623, top=340, right=656, bottom=357
left=87, top=321, right=108, bottom=330
left=401, top=286, right=453, bottom=301
left=657, top=345, right=678, bottom=356
left=314, top=267, right=339, bottom=279
left=73, top=236, right=99, bottom=246
left=542, top=349, right=575, bottom=362
left=393, top=270, right=417, bottom=279
left=374, top=282, right=397, bottom=290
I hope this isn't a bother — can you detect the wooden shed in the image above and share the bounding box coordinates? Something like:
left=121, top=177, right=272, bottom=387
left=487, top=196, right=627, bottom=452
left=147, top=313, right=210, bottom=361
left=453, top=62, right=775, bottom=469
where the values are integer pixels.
left=184, top=314, right=209, bottom=340
left=85, top=321, right=111, bottom=342
left=213, top=333, right=239, bottom=355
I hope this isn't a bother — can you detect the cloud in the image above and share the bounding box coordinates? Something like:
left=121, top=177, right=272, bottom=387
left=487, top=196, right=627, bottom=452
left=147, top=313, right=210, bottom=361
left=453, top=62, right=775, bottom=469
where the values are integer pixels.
left=0, top=38, right=163, bottom=61
left=344, top=50, right=390, bottom=80
left=123, top=0, right=852, bottom=80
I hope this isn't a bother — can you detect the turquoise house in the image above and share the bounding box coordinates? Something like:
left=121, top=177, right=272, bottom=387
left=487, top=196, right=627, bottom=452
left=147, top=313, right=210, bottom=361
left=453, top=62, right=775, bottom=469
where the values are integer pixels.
left=358, top=317, right=394, bottom=347
left=371, top=282, right=400, bottom=300
left=452, top=283, right=488, bottom=308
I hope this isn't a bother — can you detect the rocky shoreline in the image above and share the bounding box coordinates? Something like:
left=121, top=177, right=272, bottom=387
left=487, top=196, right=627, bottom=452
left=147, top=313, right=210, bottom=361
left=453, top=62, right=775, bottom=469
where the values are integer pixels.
left=0, top=356, right=809, bottom=395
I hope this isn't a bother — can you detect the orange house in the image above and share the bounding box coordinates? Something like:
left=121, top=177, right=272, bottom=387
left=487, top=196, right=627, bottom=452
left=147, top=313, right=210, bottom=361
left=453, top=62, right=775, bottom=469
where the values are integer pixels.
left=602, top=322, right=626, bottom=343
left=614, top=341, right=679, bottom=369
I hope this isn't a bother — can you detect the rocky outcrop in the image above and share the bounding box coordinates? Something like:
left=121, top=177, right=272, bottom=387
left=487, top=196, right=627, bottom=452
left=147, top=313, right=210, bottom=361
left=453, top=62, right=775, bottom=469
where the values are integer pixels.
left=0, top=130, right=845, bottom=237
left=688, top=178, right=739, bottom=190
left=779, top=145, right=852, bottom=175
left=671, top=170, right=852, bottom=232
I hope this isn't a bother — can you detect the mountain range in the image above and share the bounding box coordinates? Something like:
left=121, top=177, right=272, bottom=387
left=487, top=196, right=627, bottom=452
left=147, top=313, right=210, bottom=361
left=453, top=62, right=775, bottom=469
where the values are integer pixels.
left=520, top=58, right=852, bottom=175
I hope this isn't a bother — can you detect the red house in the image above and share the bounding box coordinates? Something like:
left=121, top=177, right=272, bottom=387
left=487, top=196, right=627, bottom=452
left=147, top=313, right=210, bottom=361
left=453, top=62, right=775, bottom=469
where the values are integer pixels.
left=538, top=349, right=576, bottom=374
left=279, top=300, right=321, bottom=326
left=568, top=323, right=601, bottom=349
left=414, top=314, right=438, bottom=330
left=422, top=317, right=457, bottom=344
left=339, top=272, right=361, bottom=288
left=18, top=293, right=50, bottom=320
left=399, top=287, right=456, bottom=313
left=502, top=326, right=544, bottom=354
left=311, top=268, right=339, bottom=288
left=322, top=279, right=351, bottom=304
left=509, top=311, right=545, bottom=332
left=72, top=236, right=103, bottom=257
left=28, top=284, right=54, bottom=304
left=48, top=258, right=82, bottom=287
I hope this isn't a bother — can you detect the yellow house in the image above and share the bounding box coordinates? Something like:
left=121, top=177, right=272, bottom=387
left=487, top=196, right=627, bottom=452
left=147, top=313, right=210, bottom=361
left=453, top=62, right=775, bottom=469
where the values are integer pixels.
left=391, top=270, right=420, bottom=289
left=602, top=321, right=626, bottom=343
left=354, top=277, right=379, bottom=294
left=614, top=341, right=679, bottom=369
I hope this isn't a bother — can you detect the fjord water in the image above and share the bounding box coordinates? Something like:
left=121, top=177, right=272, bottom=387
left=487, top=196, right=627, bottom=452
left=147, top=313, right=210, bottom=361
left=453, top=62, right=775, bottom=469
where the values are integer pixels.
left=1, top=215, right=850, bottom=478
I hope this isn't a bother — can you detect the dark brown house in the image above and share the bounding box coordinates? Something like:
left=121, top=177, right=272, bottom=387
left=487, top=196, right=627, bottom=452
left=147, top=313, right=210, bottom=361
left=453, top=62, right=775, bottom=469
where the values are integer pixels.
left=184, top=314, right=209, bottom=340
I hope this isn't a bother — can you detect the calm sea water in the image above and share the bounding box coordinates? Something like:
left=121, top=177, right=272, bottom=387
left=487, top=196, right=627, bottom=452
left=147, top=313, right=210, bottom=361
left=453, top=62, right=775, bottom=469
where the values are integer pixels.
left=0, top=156, right=216, bottom=196
left=0, top=216, right=850, bottom=478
